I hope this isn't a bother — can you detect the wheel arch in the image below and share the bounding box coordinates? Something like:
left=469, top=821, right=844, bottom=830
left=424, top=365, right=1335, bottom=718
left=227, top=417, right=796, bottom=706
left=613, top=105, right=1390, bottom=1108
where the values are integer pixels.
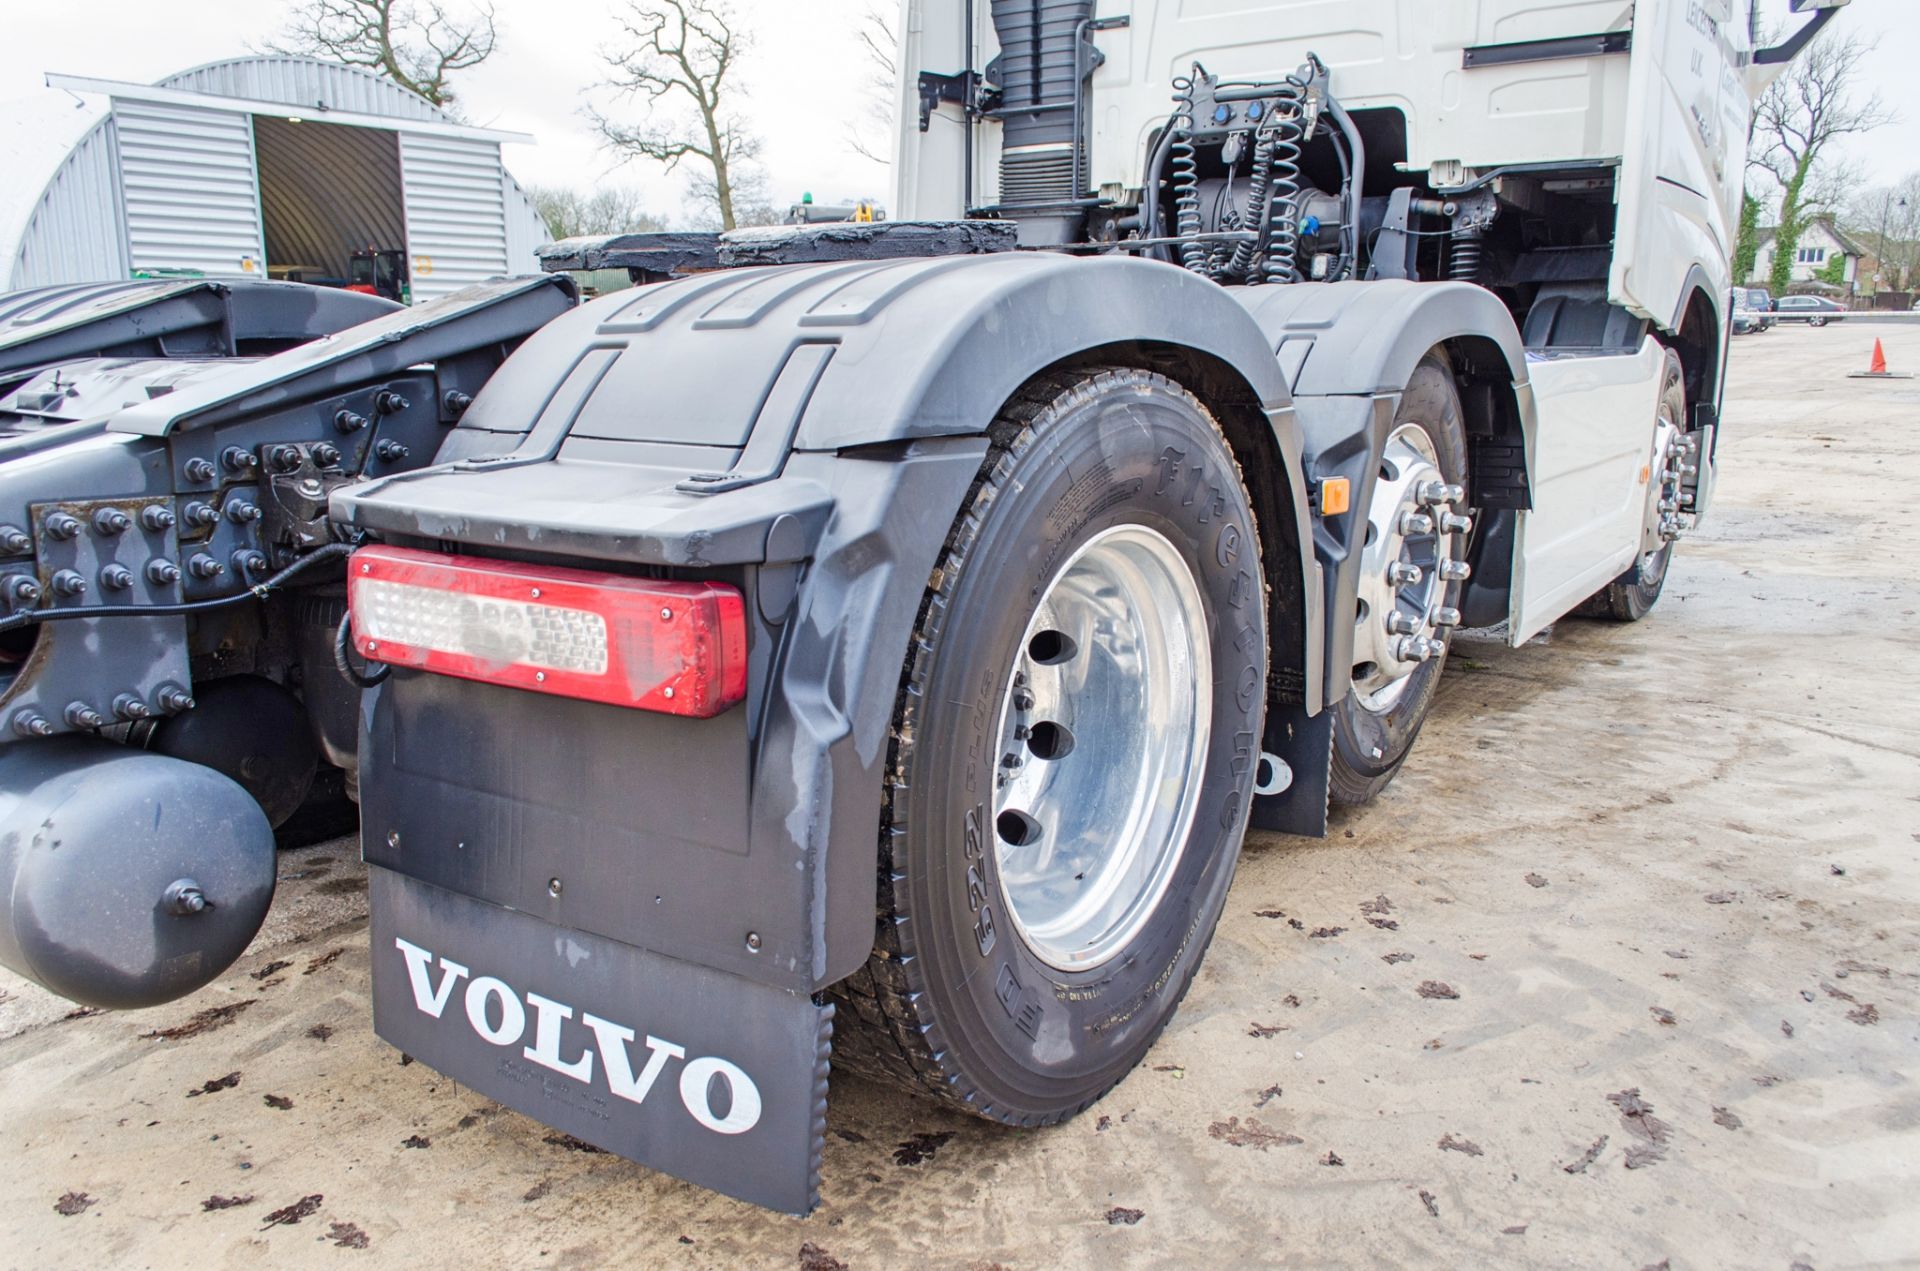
left=1661, top=275, right=1723, bottom=418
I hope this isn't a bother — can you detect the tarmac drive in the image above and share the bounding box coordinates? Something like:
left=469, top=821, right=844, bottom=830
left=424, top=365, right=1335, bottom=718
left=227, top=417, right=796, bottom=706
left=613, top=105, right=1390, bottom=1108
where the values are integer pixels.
left=2, top=325, right=1916, bottom=1269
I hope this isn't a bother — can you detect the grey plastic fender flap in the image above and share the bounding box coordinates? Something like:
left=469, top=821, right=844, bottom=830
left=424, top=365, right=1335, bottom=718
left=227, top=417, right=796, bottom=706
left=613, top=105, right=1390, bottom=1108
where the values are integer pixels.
left=370, top=867, right=832, bottom=1215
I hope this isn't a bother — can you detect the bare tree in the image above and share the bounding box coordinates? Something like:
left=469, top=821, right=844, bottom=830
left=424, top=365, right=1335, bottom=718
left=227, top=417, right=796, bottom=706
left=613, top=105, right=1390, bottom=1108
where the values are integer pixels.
left=1752, top=28, right=1894, bottom=295
left=847, top=3, right=898, bottom=166
left=1844, top=172, right=1920, bottom=293
left=592, top=0, right=760, bottom=231
left=274, top=0, right=497, bottom=109
left=528, top=184, right=668, bottom=240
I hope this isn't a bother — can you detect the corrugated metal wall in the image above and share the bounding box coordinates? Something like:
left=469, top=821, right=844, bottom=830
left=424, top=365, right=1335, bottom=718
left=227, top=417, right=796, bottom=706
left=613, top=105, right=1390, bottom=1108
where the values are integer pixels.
left=159, top=57, right=442, bottom=122
left=400, top=133, right=508, bottom=301
left=10, top=118, right=128, bottom=290
left=114, top=100, right=265, bottom=279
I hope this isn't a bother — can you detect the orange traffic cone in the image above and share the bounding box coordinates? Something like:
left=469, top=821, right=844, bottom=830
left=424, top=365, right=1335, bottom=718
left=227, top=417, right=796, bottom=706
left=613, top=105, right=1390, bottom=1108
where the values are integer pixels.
left=1849, top=338, right=1912, bottom=379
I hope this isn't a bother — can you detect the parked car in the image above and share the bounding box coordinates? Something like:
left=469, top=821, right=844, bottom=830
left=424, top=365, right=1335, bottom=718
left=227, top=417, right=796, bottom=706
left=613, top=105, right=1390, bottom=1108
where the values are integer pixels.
left=1744, top=286, right=1775, bottom=315
left=1774, top=294, right=1847, bottom=327
left=1731, top=288, right=1770, bottom=334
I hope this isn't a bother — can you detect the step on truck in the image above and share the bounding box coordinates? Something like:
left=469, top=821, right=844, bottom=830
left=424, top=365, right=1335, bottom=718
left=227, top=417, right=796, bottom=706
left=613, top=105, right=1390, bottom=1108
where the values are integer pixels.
left=6, top=0, right=1847, bottom=1215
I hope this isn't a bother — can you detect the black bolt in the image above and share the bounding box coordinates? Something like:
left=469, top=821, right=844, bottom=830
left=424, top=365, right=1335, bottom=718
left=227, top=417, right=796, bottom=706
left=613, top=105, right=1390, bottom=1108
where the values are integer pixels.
left=1001, top=752, right=1021, bottom=769
left=0, top=525, right=29, bottom=554
left=50, top=569, right=86, bottom=597
left=113, top=693, right=151, bottom=721
left=100, top=564, right=134, bottom=591
left=140, top=504, right=176, bottom=531
left=10, top=711, right=53, bottom=738
left=187, top=554, right=225, bottom=579
left=375, top=439, right=411, bottom=462
left=157, top=685, right=195, bottom=713
left=270, top=444, right=303, bottom=472
left=231, top=550, right=268, bottom=577
left=183, top=457, right=217, bottom=483
left=1012, top=690, right=1034, bottom=712
left=92, top=507, right=131, bottom=535
left=375, top=390, right=410, bottom=415
left=183, top=501, right=219, bottom=528
left=443, top=389, right=473, bottom=416
left=335, top=409, right=369, bottom=434
left=5, top=575, right=40, bottom=605
left=147, top=559, right=182, bottom=585
left=220, top=445, right=258, bottom=474
left=64, top=703, right=104, bottom=730
left=44, top=512, right=81, bottom=541
left=225, top=500, right=261, bottom=524
left=312, top=442, right=341, bottom=467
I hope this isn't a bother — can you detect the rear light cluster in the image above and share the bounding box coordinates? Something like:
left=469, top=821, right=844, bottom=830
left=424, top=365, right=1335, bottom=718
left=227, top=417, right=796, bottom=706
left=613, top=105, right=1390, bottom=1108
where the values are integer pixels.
left=348, top=545, right=748, bottom=717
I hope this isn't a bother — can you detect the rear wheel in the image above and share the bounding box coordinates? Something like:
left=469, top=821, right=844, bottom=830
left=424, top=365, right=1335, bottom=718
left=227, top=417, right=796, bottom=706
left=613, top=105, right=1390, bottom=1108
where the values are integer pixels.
left=1579, top=348, right=1688, bottom=622
left=1328, top=354, right=1471, bottom=805
left=829, top=367, right=1269, bottom=1123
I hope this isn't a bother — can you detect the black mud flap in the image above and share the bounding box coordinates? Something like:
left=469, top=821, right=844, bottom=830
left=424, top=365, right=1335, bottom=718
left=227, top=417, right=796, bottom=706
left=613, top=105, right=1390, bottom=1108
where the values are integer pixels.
left=368, top=868, right=832, bottom=1214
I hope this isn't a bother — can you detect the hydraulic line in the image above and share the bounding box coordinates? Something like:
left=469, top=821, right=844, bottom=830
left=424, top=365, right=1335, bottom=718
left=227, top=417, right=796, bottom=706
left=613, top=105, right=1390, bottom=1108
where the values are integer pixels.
left=0, top=542, right=354, bottom=634
left=1170, top=75, right=1207, bottom=275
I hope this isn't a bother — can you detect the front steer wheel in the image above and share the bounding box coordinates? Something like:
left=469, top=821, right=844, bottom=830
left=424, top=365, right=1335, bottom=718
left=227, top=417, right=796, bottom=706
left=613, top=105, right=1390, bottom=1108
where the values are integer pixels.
left=829, top=367, right=1270, bottom=1123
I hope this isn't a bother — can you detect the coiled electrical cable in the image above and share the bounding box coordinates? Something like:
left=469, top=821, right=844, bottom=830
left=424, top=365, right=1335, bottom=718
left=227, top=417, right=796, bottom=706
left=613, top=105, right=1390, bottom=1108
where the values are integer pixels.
left=1170, top=75, right=1208, bottom=275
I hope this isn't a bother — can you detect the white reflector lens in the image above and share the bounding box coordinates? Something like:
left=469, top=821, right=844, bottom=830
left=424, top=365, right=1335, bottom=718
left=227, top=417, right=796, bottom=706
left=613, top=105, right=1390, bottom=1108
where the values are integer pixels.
left=355, top=580, right=611, bottom=674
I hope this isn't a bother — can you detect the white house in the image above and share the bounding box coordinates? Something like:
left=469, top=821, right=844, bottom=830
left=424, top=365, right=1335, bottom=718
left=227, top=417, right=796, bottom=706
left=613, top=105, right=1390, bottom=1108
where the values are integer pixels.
left=1749, top=217, right=1866, bottom=290
left=0, top=56, right=547, bottom=302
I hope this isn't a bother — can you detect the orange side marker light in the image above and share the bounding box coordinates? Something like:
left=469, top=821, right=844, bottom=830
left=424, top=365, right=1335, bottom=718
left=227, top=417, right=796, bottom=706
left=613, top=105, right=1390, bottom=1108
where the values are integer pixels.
left=1318, top=477, right=1351, bottom=516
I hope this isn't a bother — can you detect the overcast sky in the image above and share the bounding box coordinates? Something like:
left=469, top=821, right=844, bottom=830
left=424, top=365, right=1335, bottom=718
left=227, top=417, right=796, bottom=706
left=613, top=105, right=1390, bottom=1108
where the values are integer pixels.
left=1, top=0, right=1915, bottom=227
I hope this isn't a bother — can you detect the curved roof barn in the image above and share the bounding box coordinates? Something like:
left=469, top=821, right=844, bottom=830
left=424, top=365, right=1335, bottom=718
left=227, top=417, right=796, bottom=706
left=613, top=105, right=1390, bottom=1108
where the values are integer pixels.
left=0, top=56, right=546, bottom=302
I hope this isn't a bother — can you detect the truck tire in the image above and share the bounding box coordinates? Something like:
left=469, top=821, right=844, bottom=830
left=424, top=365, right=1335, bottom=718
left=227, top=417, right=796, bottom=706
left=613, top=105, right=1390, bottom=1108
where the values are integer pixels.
left=1327, top=353, right=1470, bottom=805
left=1579, top=348, right=1686, bottom=622
left=829, top=367, right=1269, bottom=1124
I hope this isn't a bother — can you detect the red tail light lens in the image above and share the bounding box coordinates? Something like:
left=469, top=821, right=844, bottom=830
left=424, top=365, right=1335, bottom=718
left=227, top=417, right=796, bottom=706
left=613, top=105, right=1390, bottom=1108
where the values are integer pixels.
left=348, top=545, right=747, bottom=717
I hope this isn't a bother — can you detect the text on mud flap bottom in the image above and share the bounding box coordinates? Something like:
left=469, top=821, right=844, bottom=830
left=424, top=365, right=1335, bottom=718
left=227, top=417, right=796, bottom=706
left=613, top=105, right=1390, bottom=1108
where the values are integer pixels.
left=367, top=867, right=832, bottom=1214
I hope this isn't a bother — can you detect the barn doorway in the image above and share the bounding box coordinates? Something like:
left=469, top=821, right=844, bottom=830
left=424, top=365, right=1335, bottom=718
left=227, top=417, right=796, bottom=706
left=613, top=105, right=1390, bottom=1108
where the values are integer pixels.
left=251, top=116, right=409, bottom=300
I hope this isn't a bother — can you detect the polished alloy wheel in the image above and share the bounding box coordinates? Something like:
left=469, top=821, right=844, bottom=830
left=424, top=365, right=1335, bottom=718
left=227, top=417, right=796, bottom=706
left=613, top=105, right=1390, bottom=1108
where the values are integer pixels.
left=1350, top=422, right=1471, bottom=713
left=990, top=524, right=1212, bottom=971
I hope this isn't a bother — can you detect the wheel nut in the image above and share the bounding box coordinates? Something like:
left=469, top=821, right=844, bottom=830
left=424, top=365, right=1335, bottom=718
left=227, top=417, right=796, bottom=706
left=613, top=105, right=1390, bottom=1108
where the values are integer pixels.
left=147, top=559, right=181, bottom=585
left=1439, top=559, right=1471, bottom=582
left=1385, top=610, right=1421, bottom=635
left=10, top=711, right=53, bottom=738
left=1012, top=689, right=1035, bottom=712
left=1428, top=606, right=1462, bottom=628
left=1418, top=481, right=1464, bottom=506
left=92, top=508, right=131, bottom=535
left=1399, top=511, right=1434, bottom=536
left=1387, top=562, right=1423, bottom=586
left=1440, top=512, right=1473, bottom=535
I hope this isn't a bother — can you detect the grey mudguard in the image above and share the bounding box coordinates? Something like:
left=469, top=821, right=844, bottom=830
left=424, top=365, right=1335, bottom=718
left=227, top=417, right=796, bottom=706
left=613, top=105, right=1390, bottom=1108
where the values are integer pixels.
left=369, top=868, right=832, bottom=1214
left=341, top=253, right=1320, bottom=996
left=1232, top=279, right=1537, bottom=705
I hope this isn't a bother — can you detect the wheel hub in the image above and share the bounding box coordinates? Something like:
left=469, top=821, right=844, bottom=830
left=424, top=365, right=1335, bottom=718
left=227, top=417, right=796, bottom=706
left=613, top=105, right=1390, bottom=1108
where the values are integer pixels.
left=1640, top=412, right=1698, bottom=561
left=990, top=525, right=1212, bottom=972
left=1350, top=423, right=1471, bottom=713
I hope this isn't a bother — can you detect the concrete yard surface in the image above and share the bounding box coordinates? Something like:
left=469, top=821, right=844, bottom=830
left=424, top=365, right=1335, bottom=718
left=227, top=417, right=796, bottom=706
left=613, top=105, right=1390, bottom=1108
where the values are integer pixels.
left=1, top=326, right=1916, bottom=1269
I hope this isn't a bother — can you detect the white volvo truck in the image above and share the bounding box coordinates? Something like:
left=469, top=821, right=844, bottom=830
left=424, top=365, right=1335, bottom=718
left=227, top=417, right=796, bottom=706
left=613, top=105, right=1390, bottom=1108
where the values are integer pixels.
left=0, top=0, right=1846, bottom=1217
